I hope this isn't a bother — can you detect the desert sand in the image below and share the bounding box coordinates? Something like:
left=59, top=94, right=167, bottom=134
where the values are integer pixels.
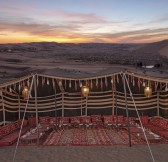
left=0, top=145, right=168, bottom=162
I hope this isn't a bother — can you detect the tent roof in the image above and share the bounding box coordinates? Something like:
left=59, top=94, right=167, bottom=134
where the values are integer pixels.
left=1, top=66, right=168, bottom=88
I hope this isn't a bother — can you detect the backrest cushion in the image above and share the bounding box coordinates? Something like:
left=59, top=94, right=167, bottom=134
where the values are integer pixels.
left=60, top=117, right=69, bottom=124
left=91, top=115, right=102, bottom=122
left=1, top=125, right=11, bottom=136
left=80, top=116, right=91, bottom=124
left=103, top=115, right=114, bottom=124
left=39, top=116, right=50, bottom=124
left=9, top=123, right=16, bottom=132
left=70, top=117, right=80, bottom=124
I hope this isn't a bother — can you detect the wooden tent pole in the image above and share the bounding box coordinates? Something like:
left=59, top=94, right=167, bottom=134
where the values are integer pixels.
left=34, top=75, right=39, bottom=145
left=122, top=74, right=131, bottom=147
left=85, top=96, right=88, bottom=116
left=157, top=91, right=160, bottom=116
left=1, top=91, right=5, bottom=126
left=54, top=83, right=57, bottom=131
left=81, top=94, right=83, bottom=116
left=62, top=93, right=64, bottom=117
left=112, top=76, right=115, bottom=115
left=115, top=91, right=119, bottom=131
left=18, top=95, right=21, bottom=120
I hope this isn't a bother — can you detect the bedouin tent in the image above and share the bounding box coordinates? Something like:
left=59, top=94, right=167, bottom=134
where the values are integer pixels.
left=1, top=66, right=168, bottom=162
left=0, top=66, right=168, bottom=126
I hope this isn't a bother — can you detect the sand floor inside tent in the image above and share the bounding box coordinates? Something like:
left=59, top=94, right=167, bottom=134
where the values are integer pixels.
left=0, top=145, right=168, bottom=162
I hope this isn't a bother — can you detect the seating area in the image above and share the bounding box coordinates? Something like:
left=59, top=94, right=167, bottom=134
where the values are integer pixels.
left=1, top=115, right=168, bottom=146
left=144, top=116, right=168, bottom=139
left=0, top=119, right=30, bottom=146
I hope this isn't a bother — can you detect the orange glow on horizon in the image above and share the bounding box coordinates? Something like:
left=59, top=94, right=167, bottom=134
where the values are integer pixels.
left=0, top=31, right=166, bottom=44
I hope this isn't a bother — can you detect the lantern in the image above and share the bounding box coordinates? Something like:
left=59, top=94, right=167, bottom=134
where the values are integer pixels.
left=22, top=86, right=29, bottom=100
left=81, top=86, right=89, bottom=97
left=144, top=86, right=152, bottom=97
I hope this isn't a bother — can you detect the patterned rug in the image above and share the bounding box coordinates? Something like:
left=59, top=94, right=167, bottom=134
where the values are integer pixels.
left=42, top=127, right=168, bottom=146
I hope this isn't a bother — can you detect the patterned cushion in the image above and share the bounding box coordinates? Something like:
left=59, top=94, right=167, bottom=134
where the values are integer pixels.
left=80, top=117, right=91, bottom=124
left=14, top=119, right=22, bottom=129
left=113, top=115, right=124, bottom=123
left=0, top=130, right=3, bottom=139
left=60, top=117, right=69, bottom=124
left=1, top=125, right=11, bottom=136
left=159, top=119, right=168, bottom=129
left=70, top=117, right=80, bottom=124
left=9, top=123, right=16, bottom=132
left=103, top=115, right=114, bottom=124
left=50, top=117, right=57, bottom=124
left=28, top=117, right=36, bottom=127
left=39, top=116, right=50, bottom=124
left=23, top=120, right=28, bottom=126
left=91, top=115, right=102, bottom=122
left=140, top=116, right=149, bottom=125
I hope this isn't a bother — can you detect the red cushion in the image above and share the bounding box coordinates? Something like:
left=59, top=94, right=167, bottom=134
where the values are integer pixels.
left=1, top=125, right=11, bottom=136
left=140, top=116, right=148, bottom=125
left=28, top=117, right=36, bottom=127
left=9, top=123, right=16, bottom=132
left=39, top=116, right=50, bottom=124
left=113, top=115, right=124, bottom=123
left=91, top=115, right=102, bottom=122
left=49, top=117, right=57, bottom=124
left=70, top=117, right=80, bottom=124
left=103, top=115, right=114, bottom=124
left=0, top=130, right=3, bottom=139
left=23, top=120, right=28, bottom=126
left=60, top=117, right=69, bottom=124
left=159, top=119, right=168, bottom=129
left=80, top=117, right=91, bottom=124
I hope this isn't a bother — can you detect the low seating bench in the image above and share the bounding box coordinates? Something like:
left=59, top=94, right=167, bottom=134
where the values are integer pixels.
left=0, top=119, right=30, bottom=146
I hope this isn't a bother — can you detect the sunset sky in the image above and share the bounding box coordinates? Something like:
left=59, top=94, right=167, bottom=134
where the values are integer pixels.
left=0, top=0, right=168, bottom=43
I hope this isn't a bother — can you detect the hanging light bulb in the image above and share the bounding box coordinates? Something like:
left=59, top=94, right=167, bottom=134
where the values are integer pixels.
left=81, top=85, right=90, bottom=97
left=144, top=86, right=152, bottom=97
left=22, top=86, right=29, bottom=100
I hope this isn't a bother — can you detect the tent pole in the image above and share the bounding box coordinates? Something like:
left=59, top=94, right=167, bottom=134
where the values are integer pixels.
left=1, top=91, right=5, bottom=126
left=34, top=75, right=39, bottom=145
left=54, top=84, right=57, bottom=131
left=62, top=93, right=64, bottom=117
left=115, top=91, right=119, bottom=131
left=112, top=76, right=115, bottom=115
left=122, top=73, right=131, bottom=147
left=157, top=91, right=160, bottom=116
left=85, top=96, right=88, bottom=116
left=81, top=94, right=83, bottom=116
left=18, top=95, right=21, bottom=120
